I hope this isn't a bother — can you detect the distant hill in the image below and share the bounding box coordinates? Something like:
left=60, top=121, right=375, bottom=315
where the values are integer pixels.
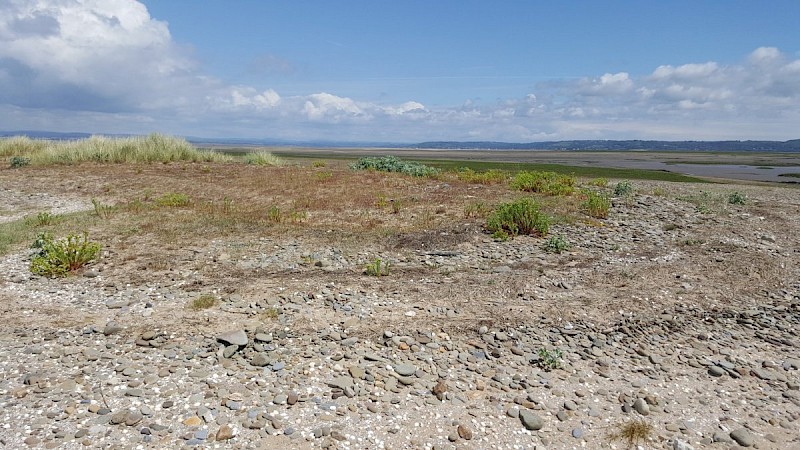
left=2, top=131, right=799, bottom=152
left=410, top=139, right=800, bottom=152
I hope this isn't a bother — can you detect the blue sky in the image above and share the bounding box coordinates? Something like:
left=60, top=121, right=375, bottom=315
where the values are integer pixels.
left=1, top=1, right=799, bottom=142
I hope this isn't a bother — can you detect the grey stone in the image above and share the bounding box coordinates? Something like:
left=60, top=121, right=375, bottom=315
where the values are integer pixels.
left=217, top=330, right=248, bottom=346
left=633, top=398, right=650, bottom=416
left=394, top=363, right=416, bottom=377
left=519, top=410, right=544, bottom=431
left=729, top=428, right=754, bottom=447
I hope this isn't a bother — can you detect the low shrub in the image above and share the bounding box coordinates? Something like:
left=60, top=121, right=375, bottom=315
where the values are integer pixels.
left=728, top=191, right=747, bottom=205
left=510, top=171, right=576, bottom=196
left=544, top=235, right=571, bottom=253
left=156, top=192, right=191, bottom=207
left=189, top=294, right=216, bottom=311
left=581, top=190, right=611, bottom=218
left=10, top=156, right=31, bottom=168
left=351, top=156, right=439, bottom=177
left=587, top=177, right=608, bottom=187
left=364, top=258, right=390, bottom=276
left=614, top=180, right=633, bottom=197
left=30, top=232, right=101, bottom=277
left=485, top=198, right=550, bottom=240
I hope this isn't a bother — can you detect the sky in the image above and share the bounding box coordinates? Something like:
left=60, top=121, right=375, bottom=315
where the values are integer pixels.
left=1, top=1, right=799, bottom=143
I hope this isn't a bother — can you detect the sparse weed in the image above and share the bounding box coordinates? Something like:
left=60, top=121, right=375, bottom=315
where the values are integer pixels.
left=189, top=294, right=216, bottom=311
left=544, top=235, right=571, bottom=253
left=537, top=348, right=562, bottom=370
left=511, top=171, right=576, bottom=196
left=651, top=187, right=666, bottom=197
left=315, top=170, right=333, bottom=182
left=267, top=206, right=282, bottom=223
left=581, top=190, right=611, bottom=219
left=455, top=167, right=507, bottom=184
left=464, top=201, right=492, bottom=219
left=614, top=180, right=633, bottom=197
left=728, top=191, right=747, bottom=205
left=261, top=307, right=280, bottom=320
left=156, top=192, right=191, bottom=207
left=486, top=198, right=550, bottom=240
left=30, top=232, right=101, bottom=277
left=91, top=198, right=115, bottom=219
left=364, top=258, right=390, bottom=276
left=311, top=160, right=327, bottom=168
left=608, top=419, right=654, bottom=449
left=34, top=212, right=59, bottom=226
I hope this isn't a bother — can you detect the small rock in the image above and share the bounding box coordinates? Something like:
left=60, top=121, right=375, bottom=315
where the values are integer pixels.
left=457, top=424, right=473, bottom=440
left=394, top=363, right=416, bottom=377
left=217, top=330, right=248, bottom=346
left=519, top=410, right=544, bottom=431
left=633, top=398, right=650, bottom=416
left=729, top=428, right=754, bottom=447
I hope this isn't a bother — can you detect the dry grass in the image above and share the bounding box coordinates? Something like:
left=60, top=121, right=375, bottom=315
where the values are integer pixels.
left=608, top=419, right=654, bottom=448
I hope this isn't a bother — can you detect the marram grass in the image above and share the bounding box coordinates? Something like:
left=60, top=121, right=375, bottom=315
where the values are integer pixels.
left=1, top=134, right=230, bottom=165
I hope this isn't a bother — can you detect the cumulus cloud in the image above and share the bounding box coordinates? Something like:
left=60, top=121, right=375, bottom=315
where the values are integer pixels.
left=0, top=1, right=797, bottom=141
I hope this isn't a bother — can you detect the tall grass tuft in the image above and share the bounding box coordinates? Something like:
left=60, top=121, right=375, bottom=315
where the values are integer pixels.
left=243, top=151, right=284, bottom=166
left=1, top=134, right=230, bottom=165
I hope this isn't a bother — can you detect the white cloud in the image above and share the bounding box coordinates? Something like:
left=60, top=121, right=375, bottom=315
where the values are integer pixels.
left=0, top=1, right=798, bottom=142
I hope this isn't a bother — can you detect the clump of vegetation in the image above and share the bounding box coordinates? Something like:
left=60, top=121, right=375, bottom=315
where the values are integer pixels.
left=10, top=156, right=31, bottom=168
left=351, top=155, right=439, bottom=177
left=33, top=212, right=60, bottom=226
left=243, top=151, right=283, bottom=166
left=261, top=306, right=280, bottom=320
left=614, top=180, right=633, bottom=197
left=485, top=198, right=550, bottom=240
left=537, top=348, right=563, bottom=371
left=156, top=192, right=191, bottom=207
left=454, top=167, right=507, bottom=184
left=728, top=191, right=747, bottom=205
left=91, top=198, right=115, bottom=219
left=587, top=177, right=608, bottom=187
left=266, top=205, right=306, bottom=224
left=30, top=232, right=101, bottom=277
left=608, top=419, right=654, bottom=449
left=581, top=190, right=611, bottom=219
left=510, top=171, right=576, bottom=196
left=544, top=235, right=571, bottom=253
left=189, top=294, right=216, bottom=311
left=0, top=134, right=229, bottom=165
left=364, top=258, right=390, bottom=276
left=311, top=160, right=327, bottom=168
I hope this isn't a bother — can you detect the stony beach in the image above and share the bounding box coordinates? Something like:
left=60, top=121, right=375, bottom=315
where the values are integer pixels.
left=1, top=163, right=799, bottom=449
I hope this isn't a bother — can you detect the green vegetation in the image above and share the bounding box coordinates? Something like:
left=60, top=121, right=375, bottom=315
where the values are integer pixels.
left=485, top=198, right=550, bottom=240
left=581, top=190, right=611, bottom=219
left=364, top=258, right=390, bottom=276
left=452, top=167, right=508, bottom=184
left=35, top=212, right=60, bottom=226
left=728, top=191, right=747, bottom=205
left=544, top=235, right=571, bottom=253
left=587, top=177, right=608, bottom=187
left=510, top=171, right=576, bottom=196
left=422, top=159, right=708, bottom=183
left=243, top=151, right=284, bottom=166
left=351, top=155, right=439, bottom=177
left=189, top=294, right=216, bottom=311
left=10, top=156, right=31, bottom=168
left=613, top=180, right=633, bottom=197
left=30, top=232, right=101, bottom=277
left=156, top=192, right=191, bottom=207
left=0, top=134, right=229, bottom=165
left=92, top=198, right=115, bottom=219
left=537, top=348, right=562, bottom=371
